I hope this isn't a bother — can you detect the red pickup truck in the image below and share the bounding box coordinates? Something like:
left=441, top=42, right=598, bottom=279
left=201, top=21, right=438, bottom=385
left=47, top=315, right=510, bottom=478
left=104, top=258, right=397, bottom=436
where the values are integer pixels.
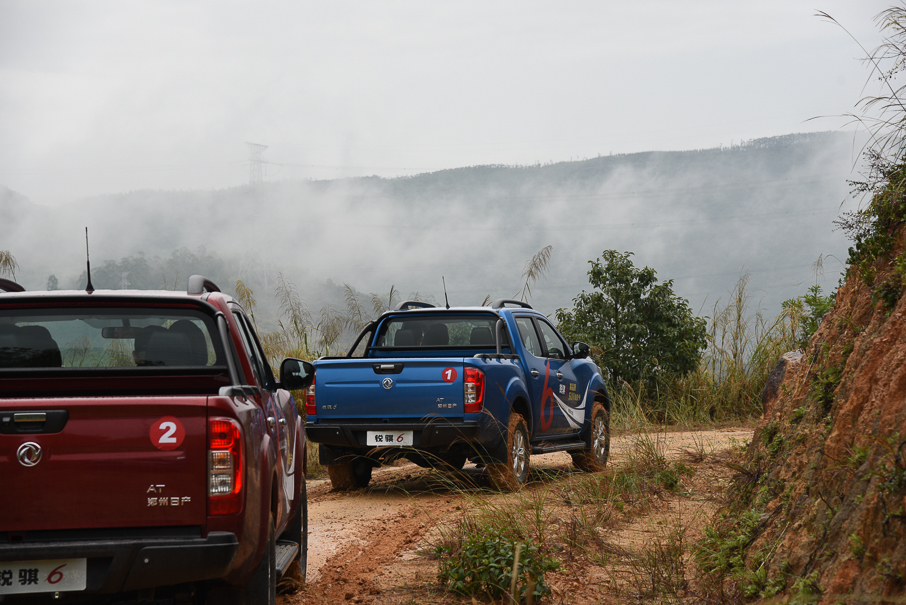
left=0, top=275, right=313, bottom=604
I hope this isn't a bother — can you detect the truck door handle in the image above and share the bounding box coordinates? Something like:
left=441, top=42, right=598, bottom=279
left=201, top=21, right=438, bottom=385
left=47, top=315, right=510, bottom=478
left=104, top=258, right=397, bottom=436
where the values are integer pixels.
left=530, top=369, right=539, bottom=377
left=556, top=372, right=564, bottom=379
left=267, top=416, right=276, bottom=429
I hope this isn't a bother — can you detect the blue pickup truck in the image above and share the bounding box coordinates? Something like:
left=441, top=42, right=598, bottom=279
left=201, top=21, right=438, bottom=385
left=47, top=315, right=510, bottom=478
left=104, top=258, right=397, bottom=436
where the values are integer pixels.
left=304, top=299, right=610, bottom=490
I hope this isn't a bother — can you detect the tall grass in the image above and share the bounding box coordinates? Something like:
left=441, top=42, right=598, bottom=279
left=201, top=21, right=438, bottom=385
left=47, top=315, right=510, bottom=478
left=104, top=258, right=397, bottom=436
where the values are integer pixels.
left=611, top=274, right=803, bottom=427
left=697, top=274, right=801, bottom=420
left=0, top=250, right=17, bottom=280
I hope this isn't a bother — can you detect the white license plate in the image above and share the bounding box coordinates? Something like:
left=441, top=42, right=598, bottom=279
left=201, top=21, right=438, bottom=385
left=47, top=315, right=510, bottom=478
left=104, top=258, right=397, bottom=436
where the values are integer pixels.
left=0, top=558, right=87, bottom=594
left=366, top=430, right=413, bottom=446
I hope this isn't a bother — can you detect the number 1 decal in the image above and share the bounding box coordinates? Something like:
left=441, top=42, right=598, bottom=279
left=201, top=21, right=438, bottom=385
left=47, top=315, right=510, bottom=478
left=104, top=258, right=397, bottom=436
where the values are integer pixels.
left=151, top=416, right=185, bottom=451
left=442, top=367, right=457, bottom=383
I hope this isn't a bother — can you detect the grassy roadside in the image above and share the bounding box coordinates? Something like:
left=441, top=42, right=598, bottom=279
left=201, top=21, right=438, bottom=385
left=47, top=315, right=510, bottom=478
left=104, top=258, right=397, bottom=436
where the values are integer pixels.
left=354, top=428, right=752, bottom=605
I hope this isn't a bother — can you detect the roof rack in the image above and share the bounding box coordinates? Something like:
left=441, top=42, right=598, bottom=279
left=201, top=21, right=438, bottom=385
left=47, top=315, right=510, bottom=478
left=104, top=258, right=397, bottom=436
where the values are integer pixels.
left=490, top=299, right=533, bottom=310
left=394, top=300, right=436, bottom=310
left=187, top=275, right=221, bottom=295
left=0, top=278, right=25, bottom=293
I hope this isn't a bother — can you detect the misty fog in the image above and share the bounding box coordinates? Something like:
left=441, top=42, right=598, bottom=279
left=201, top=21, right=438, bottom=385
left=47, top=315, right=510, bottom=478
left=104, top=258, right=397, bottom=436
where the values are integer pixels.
left=1, top=131, right=861, bottom=338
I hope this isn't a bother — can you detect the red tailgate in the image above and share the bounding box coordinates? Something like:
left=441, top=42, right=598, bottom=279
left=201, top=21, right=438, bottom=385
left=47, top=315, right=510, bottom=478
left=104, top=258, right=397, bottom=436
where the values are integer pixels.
left=1, top=396, right=208, bottom=532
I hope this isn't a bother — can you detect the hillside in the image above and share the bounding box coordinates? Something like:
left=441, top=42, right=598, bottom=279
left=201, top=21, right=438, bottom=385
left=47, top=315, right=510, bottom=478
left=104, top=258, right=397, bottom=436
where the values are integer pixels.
left=1, top=131, right=858, bottom=321
left=701, top=225, right=906, bottom=600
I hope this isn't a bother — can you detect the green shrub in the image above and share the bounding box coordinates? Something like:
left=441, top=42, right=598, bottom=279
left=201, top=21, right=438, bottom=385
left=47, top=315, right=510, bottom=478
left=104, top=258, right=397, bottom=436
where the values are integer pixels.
left=790, top=405, right=808, bottom=424
left=436, top=536, right=559, bottom=602
left=789, top=571, right=822, bottom=604
left=782, top=284, right=834, bottom=348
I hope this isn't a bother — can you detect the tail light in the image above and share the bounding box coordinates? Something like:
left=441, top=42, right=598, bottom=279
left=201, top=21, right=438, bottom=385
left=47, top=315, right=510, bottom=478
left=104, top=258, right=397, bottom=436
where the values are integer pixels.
left=304, top=375, right=316, bottom=417
left=463, top=367, right=485, bottom=413
left=208, top=417, right=243, bottom=515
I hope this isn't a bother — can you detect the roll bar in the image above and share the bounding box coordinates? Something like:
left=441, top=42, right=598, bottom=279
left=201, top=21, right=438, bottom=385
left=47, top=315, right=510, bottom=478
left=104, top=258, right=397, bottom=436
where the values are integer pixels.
left=0, top=278, right=25, bottom=293
left=188, top=275, right=221, bottom=295
left=490, top=299, right=532, bottom=310
left=394, top=300, right=436, bottom=310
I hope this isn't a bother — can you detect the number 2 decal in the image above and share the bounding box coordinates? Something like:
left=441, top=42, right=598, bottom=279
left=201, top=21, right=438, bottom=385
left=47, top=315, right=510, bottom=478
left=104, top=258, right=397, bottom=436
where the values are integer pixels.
left=442, top=367, right=457, bottom=383
left=150, top=416, right=185, bottom=451
left=159, top=422, right=178, bottom=443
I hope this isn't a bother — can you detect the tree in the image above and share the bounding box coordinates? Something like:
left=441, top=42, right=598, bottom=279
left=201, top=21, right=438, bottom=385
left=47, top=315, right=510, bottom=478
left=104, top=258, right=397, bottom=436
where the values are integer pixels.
left=556, top=250, right=707, bottom=387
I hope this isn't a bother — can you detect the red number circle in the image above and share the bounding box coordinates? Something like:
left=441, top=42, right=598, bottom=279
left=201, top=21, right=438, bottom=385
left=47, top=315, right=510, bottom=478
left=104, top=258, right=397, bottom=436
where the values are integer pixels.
left=150, top=416, right=185, bottom=451
left=442, top=367, right=457, bottom=383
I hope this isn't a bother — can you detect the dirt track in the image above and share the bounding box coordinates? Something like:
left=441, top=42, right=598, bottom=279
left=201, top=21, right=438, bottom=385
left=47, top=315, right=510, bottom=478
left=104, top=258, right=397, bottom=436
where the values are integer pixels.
left=280, top=427, right=752, bottom=604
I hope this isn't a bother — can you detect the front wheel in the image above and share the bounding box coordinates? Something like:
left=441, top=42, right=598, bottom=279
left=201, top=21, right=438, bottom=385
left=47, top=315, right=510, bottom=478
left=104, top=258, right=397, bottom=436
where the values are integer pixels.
left=488, top=412, right=529, bottom=491
left=571, top=401, right=610, bottom=472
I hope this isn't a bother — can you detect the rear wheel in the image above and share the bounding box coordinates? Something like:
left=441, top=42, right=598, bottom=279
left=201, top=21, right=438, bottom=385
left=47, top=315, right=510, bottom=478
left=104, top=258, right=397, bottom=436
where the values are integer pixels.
left=571, top=402, right=610, bottom=472
left=278, top=478, right=308, bottom=590
left=237, top=513, right=276, bottom=605
left=203, top=515, right=278, bottom=604
left=488, top=412, right=529, bottom=491
left=326, top=458, right=373, bottom=490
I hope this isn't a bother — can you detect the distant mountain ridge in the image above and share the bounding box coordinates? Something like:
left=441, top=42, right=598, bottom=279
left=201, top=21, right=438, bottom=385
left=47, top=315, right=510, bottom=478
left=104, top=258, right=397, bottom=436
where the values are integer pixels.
left=1, top=131, right=861, bottom=322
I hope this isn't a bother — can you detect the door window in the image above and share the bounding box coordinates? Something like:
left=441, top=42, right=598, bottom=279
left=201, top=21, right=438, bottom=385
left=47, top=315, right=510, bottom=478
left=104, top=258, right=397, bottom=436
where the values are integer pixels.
left=231, top=309, right=274, bottom=390
left=515, top=317, right=542, bottom=357
left=536, top=321, right=567, bottom=360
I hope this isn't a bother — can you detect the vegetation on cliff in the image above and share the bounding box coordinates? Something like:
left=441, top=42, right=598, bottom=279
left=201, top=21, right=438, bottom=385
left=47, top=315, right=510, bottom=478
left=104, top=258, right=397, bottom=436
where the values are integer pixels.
left=697, top=7, right=906, bottom=602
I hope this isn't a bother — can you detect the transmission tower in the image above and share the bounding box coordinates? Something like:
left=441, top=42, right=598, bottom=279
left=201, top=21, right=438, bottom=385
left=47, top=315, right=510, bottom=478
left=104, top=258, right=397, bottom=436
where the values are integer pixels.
left=238, top=250, right=276, bottom=293
left=246, top=142, right=268, bottom=185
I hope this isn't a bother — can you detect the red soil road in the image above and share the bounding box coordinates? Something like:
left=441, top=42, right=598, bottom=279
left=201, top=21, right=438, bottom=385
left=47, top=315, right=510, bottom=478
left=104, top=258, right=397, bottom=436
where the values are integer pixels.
left=280, top=427, right=752, bottom=605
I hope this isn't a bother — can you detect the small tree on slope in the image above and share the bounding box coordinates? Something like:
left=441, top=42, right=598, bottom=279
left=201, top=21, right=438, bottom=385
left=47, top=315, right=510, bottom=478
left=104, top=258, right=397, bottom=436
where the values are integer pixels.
left=556, top=250, right=707, bottom=388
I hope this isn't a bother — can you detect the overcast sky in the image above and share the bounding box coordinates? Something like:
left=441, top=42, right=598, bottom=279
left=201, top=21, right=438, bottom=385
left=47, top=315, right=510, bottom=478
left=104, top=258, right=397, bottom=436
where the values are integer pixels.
left=0, top=0, right=894, bottom=206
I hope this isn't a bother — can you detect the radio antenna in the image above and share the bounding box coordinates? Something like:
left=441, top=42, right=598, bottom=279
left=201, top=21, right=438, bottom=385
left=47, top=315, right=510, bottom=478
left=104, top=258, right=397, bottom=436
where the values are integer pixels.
left=442, top=276, right=450, bottom=309
left=85, top=227, right=94, bottom=293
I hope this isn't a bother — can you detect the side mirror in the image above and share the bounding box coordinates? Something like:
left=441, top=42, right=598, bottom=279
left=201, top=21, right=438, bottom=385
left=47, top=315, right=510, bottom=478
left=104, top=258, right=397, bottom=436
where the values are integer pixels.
left=571, top=341, right=590, bottom=359
left=280, top=358, right=315, bottom=390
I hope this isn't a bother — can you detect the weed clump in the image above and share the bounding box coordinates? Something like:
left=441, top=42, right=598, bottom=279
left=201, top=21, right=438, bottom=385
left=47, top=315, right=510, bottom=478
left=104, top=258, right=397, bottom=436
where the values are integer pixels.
left=435, top=536, right=558, bottom=603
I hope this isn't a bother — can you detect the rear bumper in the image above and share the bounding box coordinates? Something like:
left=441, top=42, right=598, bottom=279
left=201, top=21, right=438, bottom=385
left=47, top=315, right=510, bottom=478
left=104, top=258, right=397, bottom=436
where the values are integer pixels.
left=0, top=528, right=239, bottom=596
left=306, top=420, right=481, bottom=450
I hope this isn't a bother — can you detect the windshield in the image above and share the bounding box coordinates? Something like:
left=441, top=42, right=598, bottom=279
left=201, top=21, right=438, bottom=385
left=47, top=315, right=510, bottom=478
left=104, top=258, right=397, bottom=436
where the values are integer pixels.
left=0, top=306, right=223, bottom=369
left=375, top=314, right=505, bottom=348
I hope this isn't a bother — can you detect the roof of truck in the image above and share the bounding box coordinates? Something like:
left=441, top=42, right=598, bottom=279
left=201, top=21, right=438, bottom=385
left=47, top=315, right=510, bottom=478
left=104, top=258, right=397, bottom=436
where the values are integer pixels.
left=0, top=275, right=234, bottom=305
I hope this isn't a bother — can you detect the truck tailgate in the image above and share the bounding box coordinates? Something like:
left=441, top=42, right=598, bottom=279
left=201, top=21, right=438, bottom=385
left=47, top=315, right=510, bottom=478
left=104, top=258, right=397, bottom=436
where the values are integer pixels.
left=315, top=359, right=465, bottom=420
left=2, top=396, right=208, bottom=532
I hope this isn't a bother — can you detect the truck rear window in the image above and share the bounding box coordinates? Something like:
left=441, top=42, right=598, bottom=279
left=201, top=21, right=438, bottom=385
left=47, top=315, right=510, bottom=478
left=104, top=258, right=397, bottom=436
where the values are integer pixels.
left=375, top=315, right=505, bottom=349
left=0, top=307, right=223, bottom=369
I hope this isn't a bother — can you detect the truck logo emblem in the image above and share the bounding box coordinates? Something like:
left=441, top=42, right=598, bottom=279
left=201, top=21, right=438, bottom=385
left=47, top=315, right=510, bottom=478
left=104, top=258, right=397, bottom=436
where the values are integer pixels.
left=382, top=377, right=394, bottom=390
left=17, top=442, right=42, bottom=467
